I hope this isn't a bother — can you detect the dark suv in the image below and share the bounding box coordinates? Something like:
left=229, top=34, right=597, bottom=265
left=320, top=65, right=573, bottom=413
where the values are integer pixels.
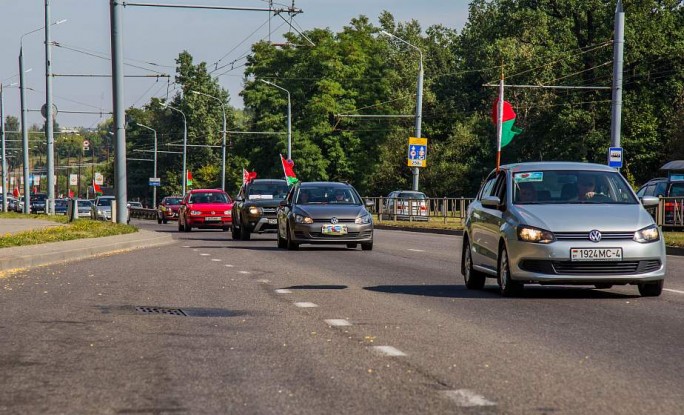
left=231, top=179, right=289, bottom=240
left=636, top=163, right=684, bottom=226
left=30, top=193, right=47, bottom=214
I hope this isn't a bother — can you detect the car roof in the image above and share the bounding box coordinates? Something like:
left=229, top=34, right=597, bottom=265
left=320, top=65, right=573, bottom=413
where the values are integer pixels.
left=187, top=189, right=225, bottom=193
left=248, top=179, right=287, bottom=184
left=501, top=161, right=617, bottom=173
left=299, top=181, right=351, bottom=188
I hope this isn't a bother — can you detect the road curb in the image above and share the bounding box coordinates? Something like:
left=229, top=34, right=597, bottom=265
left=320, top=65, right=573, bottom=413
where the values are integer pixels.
left=0, top=230, right=175, bottom=274
left=375, top=225, right=684, bottom=256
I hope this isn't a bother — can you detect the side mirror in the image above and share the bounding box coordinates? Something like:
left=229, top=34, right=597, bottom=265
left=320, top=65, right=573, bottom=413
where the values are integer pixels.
left=481, top=196, right=501, bottom=209
left=279, top=200, right=289, bottom=207
left=640, top=196, right=659, bottom=207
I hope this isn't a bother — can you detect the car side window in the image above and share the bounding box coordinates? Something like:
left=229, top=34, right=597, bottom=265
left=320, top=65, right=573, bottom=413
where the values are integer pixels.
left=493, top=173, right=507, bottom=204
left=643, top=184, right=655, bottom=197
left=654, top=182, right=667, bottom=197
left=478, top=173, right=497, bottom=201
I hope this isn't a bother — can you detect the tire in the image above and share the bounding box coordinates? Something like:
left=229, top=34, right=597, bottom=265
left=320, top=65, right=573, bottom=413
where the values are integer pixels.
left=178, top=220, right=183, bottom=232
left=157, top=216, right=162, bottom=224
left=594, top=283, right=613, bottom=290
left=346, top=243, right=358, bottom=249
left=286, top=224, right=299, bottom=251
left=462, top=240, right=486, bottom=290
left=222, top=226, right=229, bottom=232
left=361, top=242, right=373, bottom=251
left=231, top=224, right=240, bottom=240
left=183, top=218, right=191, bottom=232
left=497, top=245, right=523, bottom=297
left=162, top=218, right=168, bottom=224
left=240, top=224, right=251, bottom=241
left=638, top=280, right=663, bottom=297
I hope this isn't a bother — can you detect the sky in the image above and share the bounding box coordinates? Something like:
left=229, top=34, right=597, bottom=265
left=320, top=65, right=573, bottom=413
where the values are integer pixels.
left=0, top=0, right=470, bottom=129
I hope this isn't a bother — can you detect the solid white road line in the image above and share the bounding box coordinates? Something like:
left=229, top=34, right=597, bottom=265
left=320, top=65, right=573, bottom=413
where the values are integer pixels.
left=275, top=289, right=292, bottom=294
left=325, top=319, right=351, bottom=327
left=664, top=288, right=684, bottom=294
left=294, top=302, right=318, bottom=308
left=408, top=249, right=425, bottom=252
left=371, top=346, right=407, bottom=357
left=442, top=390, right=496, bottom=407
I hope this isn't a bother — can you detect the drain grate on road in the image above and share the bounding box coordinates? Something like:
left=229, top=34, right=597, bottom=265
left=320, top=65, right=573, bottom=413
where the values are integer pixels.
left=135, top=306, right=187, bottom=316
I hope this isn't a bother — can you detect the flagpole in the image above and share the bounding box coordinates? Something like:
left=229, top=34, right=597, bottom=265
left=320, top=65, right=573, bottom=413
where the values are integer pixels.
left=496, top=66, right=504, bottom=172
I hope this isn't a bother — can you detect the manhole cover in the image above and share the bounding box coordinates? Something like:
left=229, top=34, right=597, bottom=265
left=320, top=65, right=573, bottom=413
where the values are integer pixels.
left=135, top=306, right=187, bottom=316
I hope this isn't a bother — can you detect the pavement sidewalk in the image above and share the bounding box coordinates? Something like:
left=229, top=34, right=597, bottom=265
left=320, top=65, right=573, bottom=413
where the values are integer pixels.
left=0, top=218, right=174, bottom=274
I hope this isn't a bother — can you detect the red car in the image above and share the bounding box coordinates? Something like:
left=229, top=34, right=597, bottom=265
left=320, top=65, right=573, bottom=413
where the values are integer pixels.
left=178, top=189, right=233, bottom=232
left=157, top=195, right=183, bottom=224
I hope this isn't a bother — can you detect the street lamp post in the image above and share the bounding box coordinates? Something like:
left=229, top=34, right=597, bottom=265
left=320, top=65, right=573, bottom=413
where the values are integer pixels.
left=20, top=19, right=66, bottom=214
left=191, top=90, right=226, bottom=190
left=164, top=104, right=187, bottom=195
left=260, top=80, right=291, bottom=160
left=0, top=83, right=6, bottom=212
left=136, top=123, right=158, bottom=207
left=381, top=30, right=423, bottom=191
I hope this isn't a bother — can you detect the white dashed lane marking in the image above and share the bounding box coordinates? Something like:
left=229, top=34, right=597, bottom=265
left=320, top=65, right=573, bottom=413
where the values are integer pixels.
left=182, top=245, right=191, bottom=248
left=294, top=302, right=318, bottom=308
left=371, top=346, right=406, bottom=357
left=408, top=249, right=425, bottom=252
left=200, top=253, right=210, bottom=256
left=325, top=319, right=351, bottom=327
left=275, top=289, right=292, bottom=294
left=225, top=264, right=234, bottom=268
left=664, top=288, right=684, bottom=294
left=239, top=271, right=251, bottom=274
left=442, top=390, right=496, bottom=407
left=256, top=279, right=270, bottom=283
left=211, top=259, right=221, bottom=262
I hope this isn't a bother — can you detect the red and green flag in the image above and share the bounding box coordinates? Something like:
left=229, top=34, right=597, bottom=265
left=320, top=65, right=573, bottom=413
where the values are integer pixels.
left=280, top=154, right=298, bottom=186
left=242, top=168, right=257, bottom=185
left=491, top=99, right=522, bottom=148
left=92, top=180, right=103, bottom=196
left=186, top=170, right=193, bottom=187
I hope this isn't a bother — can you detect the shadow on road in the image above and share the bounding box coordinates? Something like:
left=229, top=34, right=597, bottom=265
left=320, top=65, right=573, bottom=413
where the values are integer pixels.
left=364, top=284, right=640, bottom=299
left=284, top=285, right=348, bottom=290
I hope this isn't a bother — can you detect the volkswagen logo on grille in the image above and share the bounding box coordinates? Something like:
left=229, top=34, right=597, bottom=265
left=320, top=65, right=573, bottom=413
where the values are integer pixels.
left=588, top=230, right=602, bottom=242
left=211, top=211, right=215, bottom=215
left=330, top=217, right=339, bottom=224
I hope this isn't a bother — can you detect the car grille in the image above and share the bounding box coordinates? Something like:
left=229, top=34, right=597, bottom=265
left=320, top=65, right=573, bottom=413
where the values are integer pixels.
left=313, top=218, right=356, bottom=223
left=554, top=231, right=635, bottom=241
left=519, top=259, right=662, bottom=275
left=262, top=208, right=277, bottom=214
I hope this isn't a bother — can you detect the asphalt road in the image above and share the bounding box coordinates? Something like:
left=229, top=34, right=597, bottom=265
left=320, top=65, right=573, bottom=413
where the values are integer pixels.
left=1, top=220, right=682, bottom=414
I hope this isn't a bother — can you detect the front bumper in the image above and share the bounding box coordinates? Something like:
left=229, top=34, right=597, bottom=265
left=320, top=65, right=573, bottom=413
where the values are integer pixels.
left=248, top=215, right=279, bottom=233
left=161, top=210, right=179, bottom=220
left=186, top=215, right=232, bottom=228
left=292, top=222, right=373, bottom=244
left=506, top=236, right=666, bottom=284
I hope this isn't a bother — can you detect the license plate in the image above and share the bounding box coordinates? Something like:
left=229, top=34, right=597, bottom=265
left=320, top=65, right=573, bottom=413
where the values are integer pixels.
left=268, top=218, right=277, bottom=225
left=205, top=217, right=221, bottom=222
left=570, top=248, right=623, bottom=261
left=321, top=224, right=347, bottom=235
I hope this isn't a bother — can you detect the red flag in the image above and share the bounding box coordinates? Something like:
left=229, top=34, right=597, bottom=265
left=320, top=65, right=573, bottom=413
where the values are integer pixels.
left=242, top=168, right=257, bottom=185
left=280, top=154, right=298, bottom=186
left=93, top=180, right=103, bottom=196
left=12, top=187, right=19, bottom=197
left=68, top=189, right=74, bottom=198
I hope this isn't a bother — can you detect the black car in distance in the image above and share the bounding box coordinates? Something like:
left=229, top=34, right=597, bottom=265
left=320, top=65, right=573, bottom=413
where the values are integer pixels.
left=231, top=179, right=290, bottom=240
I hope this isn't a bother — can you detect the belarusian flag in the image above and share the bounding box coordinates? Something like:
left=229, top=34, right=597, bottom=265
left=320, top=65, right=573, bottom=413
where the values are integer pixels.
left=93, top=180, right=103, bottom=196
left=186, top=170, right=193, bottom=186
left=242, top=168, right=257, bottom=185
left=491, top=99, right=522, bottom=148
left=279, top=154, right=298, bottom=186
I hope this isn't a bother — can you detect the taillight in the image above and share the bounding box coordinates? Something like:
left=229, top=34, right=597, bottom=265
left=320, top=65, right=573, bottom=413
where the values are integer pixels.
left=665, top=202, right=674, bottom=212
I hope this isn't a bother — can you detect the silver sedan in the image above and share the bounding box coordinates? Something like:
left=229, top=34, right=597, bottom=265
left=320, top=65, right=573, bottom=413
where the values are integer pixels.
left=462, top=161, right=666, bottom=297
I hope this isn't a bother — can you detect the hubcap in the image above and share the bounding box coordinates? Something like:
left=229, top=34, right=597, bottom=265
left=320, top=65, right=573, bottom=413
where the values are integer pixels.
left=499, top=253, right=508, bottom=289
left=464, top=246, right=472, bottom=282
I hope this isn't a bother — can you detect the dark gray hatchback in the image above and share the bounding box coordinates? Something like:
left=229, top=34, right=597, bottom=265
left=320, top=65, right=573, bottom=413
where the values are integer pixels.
left=276, top=182, right=374, bottom=250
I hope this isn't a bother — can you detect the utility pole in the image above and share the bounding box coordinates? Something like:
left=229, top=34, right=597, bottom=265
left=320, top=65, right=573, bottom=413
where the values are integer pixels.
left=45, top=0, right=55, bottom=214
left=610, top=0, right=625, bottom=151
left=0, top=84, right=6, bottom=212
left=110, top=0, right=127, bottom=223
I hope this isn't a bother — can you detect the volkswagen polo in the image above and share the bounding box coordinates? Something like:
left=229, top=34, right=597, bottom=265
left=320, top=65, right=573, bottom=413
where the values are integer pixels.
left=462, top=162, right=666, bottom=297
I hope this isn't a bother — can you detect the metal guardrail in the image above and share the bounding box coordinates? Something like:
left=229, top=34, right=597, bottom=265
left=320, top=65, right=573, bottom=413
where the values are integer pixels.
left=363, top=197, right=474, bottom=223
left=128, top=207, right=158, bottom=220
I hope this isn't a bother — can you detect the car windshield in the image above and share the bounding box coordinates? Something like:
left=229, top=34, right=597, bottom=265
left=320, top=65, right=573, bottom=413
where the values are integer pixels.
left=189, top=192, right=229, bottom=204
left=397, top=192, right=426, bottom=199
left=670, top=183, right=684, bottom=197
left=97, top=198, right=113, bottom=207
left=164, top=197, right=182, bottom=205
left=33, top=194, right=47, bottom=202
left=512, top=170, right=638, bottom=205
left=77, top=201, right=92, bottom=208
left=296, top=186, right=361, bottom=205
left=247, top=183, right=289, bottom=200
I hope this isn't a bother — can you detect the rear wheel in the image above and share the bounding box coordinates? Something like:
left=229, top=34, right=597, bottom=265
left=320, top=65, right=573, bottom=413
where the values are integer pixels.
left=498, top=246, right=523, bottom=297
left=463, top=240, right=486, bottom=289
left=638, top=280, right=663, bottom=297
left=277, top=228, right=287, bottom=249
left=361, top=242, right=373, bottom=251
left=346, top=243, right=358, bottom=249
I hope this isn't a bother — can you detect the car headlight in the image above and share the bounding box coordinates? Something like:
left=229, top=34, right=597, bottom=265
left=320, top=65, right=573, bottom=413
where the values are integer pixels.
left=224, top=210, right=231, bottom=215
left=248, top=206, right=261, bottom=215
left=355, top=213, right=372, bottom=224
left=190, top=210, right=201, bottom=215
left=634, top=224, right=660, bottom=243
left=98, top=209, right=104, bottom=215
left=517, top=225, right=555, bottom=244
left=295, top=214, right=314, bottom=224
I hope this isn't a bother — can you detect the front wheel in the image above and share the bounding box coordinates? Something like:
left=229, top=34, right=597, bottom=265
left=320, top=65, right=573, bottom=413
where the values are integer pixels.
left=361, top=242, right=373, bottom=251
left=157, top=216, right=162, bottom=224
left=346, top=243, right=358, bottom=249
left=463, top=240, right=486, bottom=290
left=638, top=280, right=663, bottom=297
left=498, top=245, right=523, bottom=297
left=286, top=224, right=299, bottom=251
left=231, top=225, right=240, bottom=240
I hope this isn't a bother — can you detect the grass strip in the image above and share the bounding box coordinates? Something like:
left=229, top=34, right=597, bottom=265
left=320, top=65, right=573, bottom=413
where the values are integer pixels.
left=0, top=218, right=136, bottom=248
